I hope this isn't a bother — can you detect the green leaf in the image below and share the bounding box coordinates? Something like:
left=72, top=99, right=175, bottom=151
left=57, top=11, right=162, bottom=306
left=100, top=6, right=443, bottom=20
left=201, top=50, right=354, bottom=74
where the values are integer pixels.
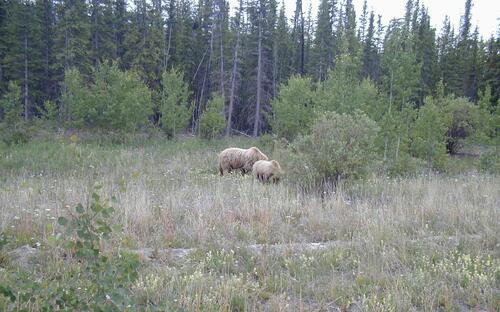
left=0, top=285, right=16, bottom=302
left=58, top=217, right=68, bottom=226
left=76, top=203, right=85, bottom=214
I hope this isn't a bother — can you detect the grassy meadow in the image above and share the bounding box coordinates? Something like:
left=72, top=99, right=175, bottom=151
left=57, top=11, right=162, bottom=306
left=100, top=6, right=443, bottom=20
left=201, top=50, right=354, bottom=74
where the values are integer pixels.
left=0, top=133, right=499, bottom=311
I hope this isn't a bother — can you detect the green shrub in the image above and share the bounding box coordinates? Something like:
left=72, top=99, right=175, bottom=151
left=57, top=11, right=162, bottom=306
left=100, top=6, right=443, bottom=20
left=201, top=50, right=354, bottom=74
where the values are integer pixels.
left=442, top=97, right=484, bottom=154
left=386, top=154, right=426, bottom=177
left=198, top=94, right=226, bottom=139
left=290, top=110, right=379, bottom=187
left=0, top=81, right=30, bottom=146
left=62, top=64, right=152, bottom=131
left=159, top=68, right=193, bottom=137
left=478, top=149, right=500, bottom=174
left=40, top=100, right=59, bottom=126
left=410, top=98, right=448, bottom=170
left=269, top=75, right=315, bottom=140
left=0, top=126, right=30, bottom=146
left=0, top=81, right=22, bottom=125
left=0, top=187, right=141, bottom=310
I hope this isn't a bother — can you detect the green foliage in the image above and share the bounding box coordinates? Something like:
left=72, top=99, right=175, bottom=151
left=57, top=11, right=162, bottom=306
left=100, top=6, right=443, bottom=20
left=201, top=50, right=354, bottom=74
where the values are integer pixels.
left=477, top=85, right=496, bottom=139
left=0, top=81, right=30, bottom=146
left=198, top=94, right=226, bottom=139
left=380, top=23, right=420, bottom=108
left=290, top=110, right=379, bottom=186
left=269, top=75, right=315, bottom=140
left=61, top=67, right=87, bottom=124
left=315, top=55, right=362, bottom=113
left=0, top=81, right=22, bottom=125
left=0, top=187, right=141, bottom=310
left=478, top=149, right=500, bottom=174
left=411, top=97, right=448, bottom=170
left=159, top=68, right=193, bottom=137
left=441, top=96, right=484, bottom=154
left=63, top=64, right=152, bottom=131
left=40, top=100, right=59, bottom=127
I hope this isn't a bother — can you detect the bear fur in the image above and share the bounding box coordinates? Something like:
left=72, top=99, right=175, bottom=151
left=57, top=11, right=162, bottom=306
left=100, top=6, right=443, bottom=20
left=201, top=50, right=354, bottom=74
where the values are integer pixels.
left=219, top=147, right=269, bottom=176
left=252, top=160, right=284, bottom=183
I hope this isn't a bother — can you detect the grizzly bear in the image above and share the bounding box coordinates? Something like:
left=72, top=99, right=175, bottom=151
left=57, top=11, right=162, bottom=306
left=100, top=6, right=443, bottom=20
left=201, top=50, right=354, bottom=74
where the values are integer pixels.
left=252, top=160, right=284, bottom=183
left=218, top=147, right=269, bottom=176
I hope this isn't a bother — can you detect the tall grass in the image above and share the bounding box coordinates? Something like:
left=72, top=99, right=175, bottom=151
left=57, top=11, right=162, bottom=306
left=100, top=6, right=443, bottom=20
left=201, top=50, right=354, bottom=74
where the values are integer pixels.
left=0, top=135, right=498, bottom=310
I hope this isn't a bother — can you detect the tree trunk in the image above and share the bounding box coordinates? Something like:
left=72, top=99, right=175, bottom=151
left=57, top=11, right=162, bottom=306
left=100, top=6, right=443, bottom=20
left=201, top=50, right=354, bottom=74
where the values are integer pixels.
left=165, top=24, right=172, bottom=70
left=92, top=0, right=99, bottom=66
left=219, top=0, right=225, bottom=97
left=384, top=71, right=394, bottom=161
left=196, top=20, right=214, bottom=132
left=24, top=34, right=29, bottom=121
left=253, top=10, right=263, bottom=137
left=226, top=3, right=241, bottom=136
left=272, top=38, right=278, bottom=98
left=300, top=15, right=305, bottom=74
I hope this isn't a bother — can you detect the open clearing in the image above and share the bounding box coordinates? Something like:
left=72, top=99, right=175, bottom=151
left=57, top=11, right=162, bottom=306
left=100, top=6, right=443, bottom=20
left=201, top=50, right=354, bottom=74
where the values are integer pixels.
left=0, top=135, right=499, bottom=311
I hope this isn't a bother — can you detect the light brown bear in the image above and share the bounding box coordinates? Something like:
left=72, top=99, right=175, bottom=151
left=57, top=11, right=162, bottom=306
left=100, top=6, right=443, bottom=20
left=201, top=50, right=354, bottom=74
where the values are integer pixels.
left=252, top=160, right=284, bottom=183
left=219, top=147, right=268, bottom=176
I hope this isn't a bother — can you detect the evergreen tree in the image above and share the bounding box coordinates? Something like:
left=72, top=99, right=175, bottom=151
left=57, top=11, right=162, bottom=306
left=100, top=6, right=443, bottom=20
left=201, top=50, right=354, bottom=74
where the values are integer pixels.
left=0, top=81, right=22, bottom=126
left=312, top=0, right=335, bottom=80
left=361, top=11, right=380, bottom=82
left=54, top=0, right=91, bottom=75
left=340, top=0, right=358, bottom=55
left=274, top=2, right=293, bottom=86
left=38, top=0, right=57, bottom=102
left=159, top=68, right=192, bottom=137
left=414, top=5, right=438, bottom=105
left=2, top=0, right=43, bottom=119
left=291, top=0, right=304, bottom=74
left=484, top=33, right=500, bottom=107
left=199, top=94, right=226, bottom=139
left=358, top=0, right=368, bottom=41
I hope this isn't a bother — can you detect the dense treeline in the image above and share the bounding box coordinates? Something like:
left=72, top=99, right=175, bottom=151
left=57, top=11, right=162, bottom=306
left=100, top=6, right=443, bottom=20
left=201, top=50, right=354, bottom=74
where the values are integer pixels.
left=0, top=0, right=498, bottom=137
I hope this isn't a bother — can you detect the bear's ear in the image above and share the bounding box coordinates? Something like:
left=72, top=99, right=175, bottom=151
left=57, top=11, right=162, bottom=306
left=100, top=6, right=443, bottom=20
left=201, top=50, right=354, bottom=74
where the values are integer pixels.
left=271, top=160, right=278, bottom=166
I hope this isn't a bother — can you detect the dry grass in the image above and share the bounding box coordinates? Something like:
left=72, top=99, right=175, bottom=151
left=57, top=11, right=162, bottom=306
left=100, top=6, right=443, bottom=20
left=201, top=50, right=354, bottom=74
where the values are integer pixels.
left=0, top=135, right=499, bottom=310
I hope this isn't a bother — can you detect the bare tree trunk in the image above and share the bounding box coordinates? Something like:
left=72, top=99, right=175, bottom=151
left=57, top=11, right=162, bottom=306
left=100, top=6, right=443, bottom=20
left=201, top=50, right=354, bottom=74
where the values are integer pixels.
left=272, top=38, right=277, bottom=98
left=253, top=10, right=263, bottom=137
left=24, top=34, right=28, bottom=121
left=196, top=21, right=214, bottom=132
left=165, top=24, right=172, bottom=70
left=384, top=70, right=394, bottom=161
left=92, top=0, right=99, bottom=66
left=218, top=0, right=225, bottom=97
left=62, top=27, right=69, bottom=121
left=300, top=15, right=305, bottom=74
left=226, top=0, right=242, bottom=136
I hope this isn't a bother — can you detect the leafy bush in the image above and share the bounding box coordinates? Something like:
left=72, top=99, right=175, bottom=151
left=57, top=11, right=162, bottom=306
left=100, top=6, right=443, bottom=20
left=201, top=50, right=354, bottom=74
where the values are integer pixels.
left=198, top=94, right=226, bottom=139
left=442, top=97, right=484, bottom=154
left=159, top=68, right=193, bottom=137
left=40, top=100, right=59, bottom=126
left=0, top=81, right=22, bottom=125
left=478, top=149, right=500, bottom=174
left=410, top=98, right=448, bottom=170
left=290, top=110, right=379, bottom=187
left=269, top=75, right=315, bottom=140
left=386, top=154, right=426, bottom=177
left=0, top=81, right=31, bottom=146
left=0, top=187, right=141, bottom=310
left=0, top=125, right=30, bottom=146
left=62, top=64, right=152, bottom=131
